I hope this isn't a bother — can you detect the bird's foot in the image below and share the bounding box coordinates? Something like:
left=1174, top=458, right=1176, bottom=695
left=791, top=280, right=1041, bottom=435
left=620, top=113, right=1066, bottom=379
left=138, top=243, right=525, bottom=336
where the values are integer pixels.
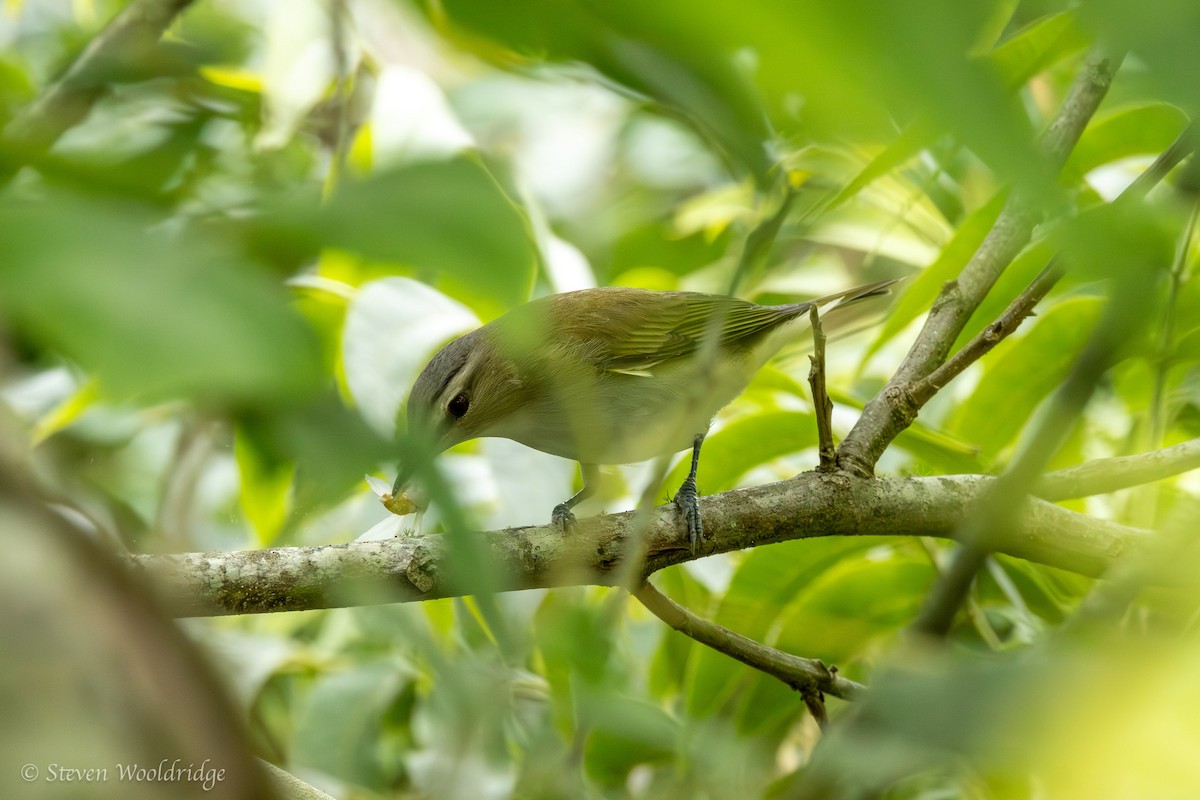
left=673, top=477, right=703, bottom=554
left=551, top=503, right=577, bottom=532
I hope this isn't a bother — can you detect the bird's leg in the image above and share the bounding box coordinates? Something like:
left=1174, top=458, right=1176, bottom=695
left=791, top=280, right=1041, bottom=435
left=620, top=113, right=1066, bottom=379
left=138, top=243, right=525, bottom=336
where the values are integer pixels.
left=552, top=463, right=599, bottom=531
left=673, top=434, right=705, bottom=554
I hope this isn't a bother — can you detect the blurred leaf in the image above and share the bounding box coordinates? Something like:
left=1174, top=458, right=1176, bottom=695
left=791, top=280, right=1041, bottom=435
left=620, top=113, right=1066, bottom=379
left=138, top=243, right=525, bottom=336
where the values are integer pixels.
left=951, top=296, right=1104, bottom=461
left=745, top=0, right=1045, bottom=182
left=29, top=378, right=98, bottom=445
left=0, top=193, right=324, bottom=406
left=673, top=182, right=757, bottom=240
left=0, top=55, right=35, bottom=125
left=290, top=660, right=411, bottom=787
left=735, top=667, right=809, bottom=736
left=648, top=567, right=709, bottom=699
left=199, top=66, right=264, bottom=94
left=1050, top=197, right=1180, bottom=286
left=536, top=590, right=616, bottom=688
left=1174, top=325, right=1200, bottom=363
left=988, top=11, right=1088, bottom=90
left=580, top=688, right=679, bottom=785
left=866, top=191, right=1008, bottom=361
left=1063, top=102, right=1191, bottom=180
left=235, top=426, right=295, bottom=546
left=427, top=0, right=772, bottom=179
left=823, top=121, right=935, bottom=214
left=1081, top=0, right=1200, bottom=117
left=267, top=155, right=538, bottom=317
left=972, top=0, right=1019, bottom=51
left=986, top=556, right=1091, bottom=624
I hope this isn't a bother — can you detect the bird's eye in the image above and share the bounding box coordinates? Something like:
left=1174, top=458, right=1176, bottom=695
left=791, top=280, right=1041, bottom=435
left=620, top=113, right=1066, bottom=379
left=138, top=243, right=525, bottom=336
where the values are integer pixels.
left=447, top=393, right=470, bottom=419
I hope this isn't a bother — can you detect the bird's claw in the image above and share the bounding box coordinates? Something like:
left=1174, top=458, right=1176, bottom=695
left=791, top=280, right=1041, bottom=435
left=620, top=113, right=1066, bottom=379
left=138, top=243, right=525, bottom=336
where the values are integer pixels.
left=673, top=477, right=703, bottom=554
left=551, top=503, right=577, bottom=532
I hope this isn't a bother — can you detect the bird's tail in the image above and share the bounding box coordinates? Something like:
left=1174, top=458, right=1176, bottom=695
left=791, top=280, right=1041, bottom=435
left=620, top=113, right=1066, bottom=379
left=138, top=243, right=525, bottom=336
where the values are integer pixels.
left=789, top=277, right=902, bottom=335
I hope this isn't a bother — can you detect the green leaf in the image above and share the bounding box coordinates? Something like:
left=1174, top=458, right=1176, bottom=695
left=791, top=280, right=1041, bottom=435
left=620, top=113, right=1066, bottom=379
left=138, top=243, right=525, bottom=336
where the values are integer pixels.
left=235, top=426, right=295, bottom=547
left=266, top=155, right=538, bottom=317
left=988, top=11, right=1088, bottom=90
left=950, top=296, right=1105, bottom=462
left=773, top=546, right=934, bottom=665
left=29, top=379, right=99, bottom=446
left=1081, top=0, right=1200, bottom=118
left=823, top=120, right=937, bottom=214
left=686, top=538, right=874, bottom=717
left=972, top=0, right=1019, bottom=50
left=647, top=567, right=709, bottom=699
left=660, top=410, right=818, bottom=497
left=290, top=661, right=411, bottom=788
left=0, top=193, right=324, bottom=406
left=1063, top=102, right=1191, bottom=180
left=430, top=0, right=772, bottom=179
left=236, top=395, right=395, bottom=518
left=866, top=191, right=1008, bottom=361
left=580, top=689, right=679, bottom=784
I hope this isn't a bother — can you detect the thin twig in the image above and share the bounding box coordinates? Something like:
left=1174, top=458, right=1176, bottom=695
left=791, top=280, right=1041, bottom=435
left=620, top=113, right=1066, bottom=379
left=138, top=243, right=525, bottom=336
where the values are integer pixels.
left=1034, top=437, right=1200, bottom=501
left=836, top=49, right=1124, bottom=477
left=909, top=261, right=1065, bottom=406
left=632, top=581, right=863, bottom=702
left=807, top=306, right=836, bottom=471
left=801, top=688, right=830, bottom=730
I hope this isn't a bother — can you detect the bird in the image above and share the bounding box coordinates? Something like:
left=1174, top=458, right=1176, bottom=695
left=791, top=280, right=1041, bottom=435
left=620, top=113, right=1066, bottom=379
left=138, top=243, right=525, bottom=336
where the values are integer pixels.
left=391, top=279, right=896, bottom=552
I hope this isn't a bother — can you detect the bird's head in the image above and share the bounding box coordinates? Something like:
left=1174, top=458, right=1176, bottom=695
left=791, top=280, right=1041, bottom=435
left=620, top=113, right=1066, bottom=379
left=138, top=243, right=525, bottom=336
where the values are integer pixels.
left=391, top=327, right=525, bottom=494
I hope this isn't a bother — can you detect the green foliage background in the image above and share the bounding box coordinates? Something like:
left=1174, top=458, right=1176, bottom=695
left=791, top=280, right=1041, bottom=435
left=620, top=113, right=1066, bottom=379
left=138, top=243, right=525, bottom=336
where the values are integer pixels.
left=2, top=1, right=1200, bottom=798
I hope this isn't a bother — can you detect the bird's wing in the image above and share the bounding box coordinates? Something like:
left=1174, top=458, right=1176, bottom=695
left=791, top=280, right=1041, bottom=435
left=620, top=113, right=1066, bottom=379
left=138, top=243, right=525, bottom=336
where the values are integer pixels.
left=569, top=291, right=801, bottom=372
left=537, top=281, right=900, bottom=375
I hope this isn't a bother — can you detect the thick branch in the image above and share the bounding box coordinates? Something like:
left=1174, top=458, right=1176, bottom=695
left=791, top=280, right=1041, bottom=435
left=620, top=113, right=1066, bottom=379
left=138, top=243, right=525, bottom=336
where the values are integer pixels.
left=1, top=0, right=196, bottom=171
left=837, top=50, right=1122, bottom=477
left=633, top=582, right=863, bottom=701
left=1035, top=437, right=1200, bottom=501
left=131, top=473, right=1145, bottom=618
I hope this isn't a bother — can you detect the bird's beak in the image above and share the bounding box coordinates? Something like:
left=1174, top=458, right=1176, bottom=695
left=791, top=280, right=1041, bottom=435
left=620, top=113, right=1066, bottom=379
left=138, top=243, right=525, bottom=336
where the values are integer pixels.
left=390, top=421, right=452, bottom=504
left=390, top=462, right=414, bottom=497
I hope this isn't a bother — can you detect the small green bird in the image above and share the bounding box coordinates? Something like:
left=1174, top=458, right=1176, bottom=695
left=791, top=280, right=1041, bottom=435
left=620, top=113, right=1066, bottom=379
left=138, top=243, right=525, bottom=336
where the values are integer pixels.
left=393, top=280, right=895, bottom=551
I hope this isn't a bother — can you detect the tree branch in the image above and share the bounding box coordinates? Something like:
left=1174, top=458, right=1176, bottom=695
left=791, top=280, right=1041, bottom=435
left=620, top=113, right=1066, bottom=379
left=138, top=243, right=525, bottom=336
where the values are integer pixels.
left=1035, top=437, right=1200, bottom=501
left=909, top=261, right=1064, bottom=406
left=807, top=305, right=836, bottom=471
left=130, top=473, right=1145, bottom=618
left=836, top=49, right=1123, bottom=477
left=632, top=581, right=863, bottom=702
left=912, top=263, right=1153, bottom=638
left=0, top=0, right=196, bottom=177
